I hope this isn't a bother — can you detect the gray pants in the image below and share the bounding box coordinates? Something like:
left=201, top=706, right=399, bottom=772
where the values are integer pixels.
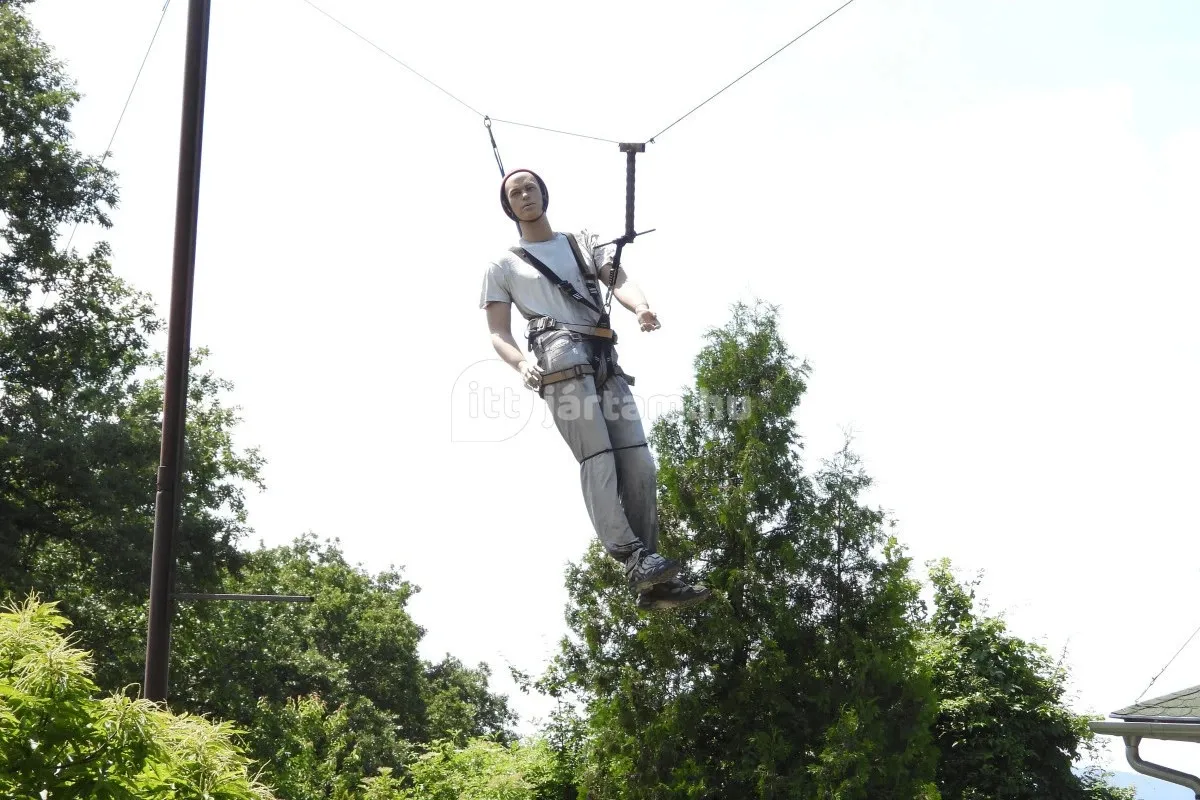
left=535, top=330, right=657, bottom=563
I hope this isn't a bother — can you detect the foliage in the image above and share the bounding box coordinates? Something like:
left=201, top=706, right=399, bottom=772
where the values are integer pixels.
left=169, top=535, right=516, bottom=743
left=0, top=2, right=263, bottom=694
left=162, top=535, right=518, bottom=799
left=423, top=653, right=518, bottom=746
left=533, top=698, right=590, bottom=800
left=0, top=595, right=271, bottom=800
left=392, top=738, right=558, bottom=800
left=920, top=560, right=1135, bottom=800
left=236, top=688, right=560, bottom=800
left=244, top=693, right=415, bottom=800
left=168, top=535, right=426, bottom=733
left=0, top=0, right=114, bottom=263
left=0, top=6, right=1148, bottom=798
left=548, top=302, right=940, bottom=799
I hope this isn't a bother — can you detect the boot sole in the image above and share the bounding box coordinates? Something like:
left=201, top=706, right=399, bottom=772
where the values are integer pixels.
left=638, top=588, right=714, bottom=612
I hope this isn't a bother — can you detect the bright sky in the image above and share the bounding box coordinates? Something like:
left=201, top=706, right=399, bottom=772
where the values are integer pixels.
left=27, top=0, right=1200, bottom=780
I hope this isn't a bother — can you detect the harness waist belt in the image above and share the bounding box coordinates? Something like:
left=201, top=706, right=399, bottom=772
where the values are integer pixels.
left=554, top=321, right=614, bottom=339
left=526, top=316, right=635, bottom=394
left=526, top=316, right=614, bottom=341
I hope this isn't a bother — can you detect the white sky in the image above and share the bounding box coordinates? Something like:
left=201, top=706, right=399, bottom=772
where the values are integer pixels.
left=26, top=0, right=1200, bottom=780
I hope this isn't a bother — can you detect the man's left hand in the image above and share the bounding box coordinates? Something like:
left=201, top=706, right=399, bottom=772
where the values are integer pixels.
left=636, top=307, right=661, bottom=332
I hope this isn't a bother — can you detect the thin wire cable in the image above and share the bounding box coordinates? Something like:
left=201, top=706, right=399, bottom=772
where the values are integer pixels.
left=1135, top=618, right=1200, bottom=703
left=647, top=0, right=858, bottom=143
left=299, top=0, right=485, bottom=117
left=63, top=0, right=172, bottom=253
left=488, top=117, right=621, bottom=145
left=298, top=0, right=619, bottom=145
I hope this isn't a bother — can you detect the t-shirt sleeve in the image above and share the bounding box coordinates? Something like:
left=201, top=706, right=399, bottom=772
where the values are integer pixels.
left=479, top=260, right=512, bottom=308
left=579, top=229, right=615, bottom=276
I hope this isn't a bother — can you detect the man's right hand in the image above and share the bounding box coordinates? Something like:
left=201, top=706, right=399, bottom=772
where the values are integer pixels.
left=518, top=360, right=543, bottom=391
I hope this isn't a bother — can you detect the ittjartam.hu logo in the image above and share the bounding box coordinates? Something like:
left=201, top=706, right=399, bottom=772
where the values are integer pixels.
left=449, top=359, right=751, bottom=443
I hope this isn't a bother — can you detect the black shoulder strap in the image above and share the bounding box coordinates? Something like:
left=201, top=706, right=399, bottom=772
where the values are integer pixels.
left=563, top=233, right=605, bottom=311
left=509, top=235, right=605, bottom=319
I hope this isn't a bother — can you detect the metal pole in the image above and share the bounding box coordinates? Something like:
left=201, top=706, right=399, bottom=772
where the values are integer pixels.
left=173, top=594, right=316, bottom=603
left=144, top=0, right=212, bottom=703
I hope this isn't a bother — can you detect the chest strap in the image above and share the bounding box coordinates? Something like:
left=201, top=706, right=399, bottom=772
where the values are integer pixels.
left=510, top=233, right=608, bottom=324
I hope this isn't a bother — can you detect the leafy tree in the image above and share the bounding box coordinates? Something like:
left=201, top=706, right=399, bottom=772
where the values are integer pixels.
left=533, top=698, right=589, bottom=800
left=170, top=535, right=427, bottom=734
left=0, top=595, right=271, bottom=800
left=245, top=693, right=416, bottom=800
left=0, top=1, right=262, bottom=692
left=920, top=560, right=1135, bottom=800
left=394, top=738, right=557, bottom=800
left=424, top=653, right=518, bottom=746
left=549, top=302, right=940, bottom=799
left=1, top=12, right=538, bottom=799
left=168, top=536, right=517, bottom=742
left=6, top=5, right=1140, bottom=796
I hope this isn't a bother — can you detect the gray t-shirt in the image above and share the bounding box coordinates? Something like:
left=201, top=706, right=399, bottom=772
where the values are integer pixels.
left=479, top=230, right=614, bottom=326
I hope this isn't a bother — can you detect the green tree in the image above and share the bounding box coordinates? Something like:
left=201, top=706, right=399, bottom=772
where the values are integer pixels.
left=533, top=698, right=589, bottom=800
left=424, top=653, right=518, bottom=746
left=168, top=536, right=517, bottom=754
left=0, top=1, right=262, bottom=692
left=245, top=693, right=416, bottom=800
left=1, top=13, right=525, bottom=798
left=920, top=560, right=1134, bottom=800
left=396, top=738, right=557, bottom=800
left=0, top=595, right=271, bottom=800
left=170, top=535, right=427, bottom=735
left=549, top=303, right=940, bottom=799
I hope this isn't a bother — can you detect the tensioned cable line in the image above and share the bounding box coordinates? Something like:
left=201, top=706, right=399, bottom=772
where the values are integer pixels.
left=487, top=117, right=621, bottom=146
left=1135, top=617, right=1200, bottom=703
left=64, top=0, right=173, bottom=253
left=300, top=0, right=857, bottom=148
left=299, top=0, right=618, bottom=144
left=646, top=0, right=858, bottom=142
left=299, top=0, right=485, bottom=118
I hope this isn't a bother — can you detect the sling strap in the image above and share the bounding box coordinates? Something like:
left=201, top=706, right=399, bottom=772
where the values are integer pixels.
left=510, top=232, right=636, bottom=393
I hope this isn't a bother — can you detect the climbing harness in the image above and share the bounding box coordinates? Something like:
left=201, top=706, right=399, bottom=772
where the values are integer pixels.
left=508, top=232, right=637, bottom=397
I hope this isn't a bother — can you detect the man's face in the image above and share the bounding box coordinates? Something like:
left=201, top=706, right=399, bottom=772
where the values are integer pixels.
left=504, top=172, right=544, bottom=221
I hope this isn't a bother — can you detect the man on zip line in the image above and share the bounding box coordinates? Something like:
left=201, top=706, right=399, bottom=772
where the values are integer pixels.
left=480, top=168, right=712, bottom=612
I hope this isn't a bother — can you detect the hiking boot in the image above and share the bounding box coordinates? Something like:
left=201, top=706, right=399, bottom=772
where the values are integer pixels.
left=636, top=578, right=714, bottom=612
left=625, top=550, right=681, bottom=593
